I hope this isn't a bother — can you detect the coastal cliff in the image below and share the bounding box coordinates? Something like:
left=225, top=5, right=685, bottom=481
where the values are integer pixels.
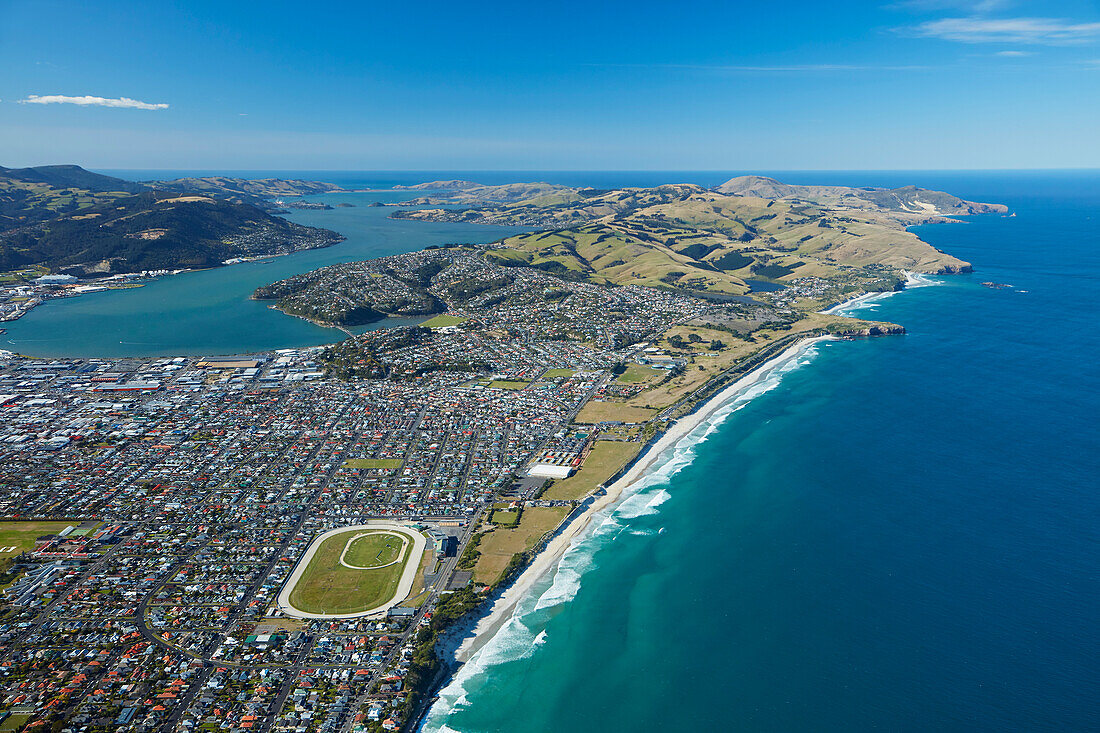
left=838, top=323, right=906, bottom=337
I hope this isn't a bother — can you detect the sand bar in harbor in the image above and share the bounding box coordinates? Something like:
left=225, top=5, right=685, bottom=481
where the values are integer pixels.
left=445, top=334, right=831, bottom=665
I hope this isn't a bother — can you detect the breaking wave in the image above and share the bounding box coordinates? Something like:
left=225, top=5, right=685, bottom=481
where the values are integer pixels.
left=420, top=339, right=824, bottom=731
left=824, top=272, right=944, bottom=317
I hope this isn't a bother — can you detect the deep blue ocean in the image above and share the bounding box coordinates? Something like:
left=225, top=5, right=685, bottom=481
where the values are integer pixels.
left=13, top=170, right=1099, bottom=730
left=415, top=172, right=1100, bottom=732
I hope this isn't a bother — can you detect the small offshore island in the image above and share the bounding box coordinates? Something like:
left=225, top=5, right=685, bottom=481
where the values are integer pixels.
left=0, top=173, right=1004, bottom=732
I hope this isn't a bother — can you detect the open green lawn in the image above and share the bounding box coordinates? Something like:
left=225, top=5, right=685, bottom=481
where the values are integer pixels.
left=473, top=507, right=569, bottom=585
left=289, top=528, right=421, bottom=614
left=488, top=380, right=530, bottom=390
left=0, top=714, right=31, bottom=732
left=343, top=458, right=403, bottom=469
left=576, top=400, right=658, bottom=424
left=343, top=532, right=404, bottom=568
left=421, top=314, right=468, bottom=328
left=616, top=364, right=664, bottom=384
left=490, top=510, right=519, bottom=526
left=0, top=521, right=76, bottom=555
left=541, top=368, right=576, bottom=379
left=543, top=441, right=642, bottom=501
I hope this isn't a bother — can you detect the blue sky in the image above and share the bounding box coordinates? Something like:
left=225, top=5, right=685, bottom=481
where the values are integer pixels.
left=1, top=0, right=1098, bottom=170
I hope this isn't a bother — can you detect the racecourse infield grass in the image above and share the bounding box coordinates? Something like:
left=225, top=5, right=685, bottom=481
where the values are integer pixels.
left=343, top=533, right=403, bottom=568
left=288, top=529, right=415, bottom=615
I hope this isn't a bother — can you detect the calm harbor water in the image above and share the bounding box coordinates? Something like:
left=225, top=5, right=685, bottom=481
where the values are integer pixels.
left=422, top=171, right=1100, bottom=732
left=1, top=189, right=527, bottom=357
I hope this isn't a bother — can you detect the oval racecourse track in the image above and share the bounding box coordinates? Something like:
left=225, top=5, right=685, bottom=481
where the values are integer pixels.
left=339, top=530, right=409, bottom=569
left=277, top=522, right=426, bottom=619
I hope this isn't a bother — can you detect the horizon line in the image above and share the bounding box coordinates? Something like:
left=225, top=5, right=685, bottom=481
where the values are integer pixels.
left=78, top=166, right=1100, bottom=173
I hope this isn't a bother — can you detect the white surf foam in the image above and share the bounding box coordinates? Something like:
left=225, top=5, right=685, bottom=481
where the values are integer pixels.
left=904, top=271, right=944, bottom=288
left=823, top=272, right=944, bottom=317
left=420, top=338, right=825, bottom=732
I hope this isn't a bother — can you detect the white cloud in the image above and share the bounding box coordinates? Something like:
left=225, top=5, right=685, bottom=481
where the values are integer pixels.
left=994, top=49, right=1033, bottom=56
left=18, top=94, right=169, bottom=110
left=910, top=16, right=1100, bottom=44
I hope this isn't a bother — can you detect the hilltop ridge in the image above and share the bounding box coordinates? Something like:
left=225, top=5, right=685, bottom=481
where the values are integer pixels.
left=0, top=164, right=341, bottom=275
left=392, top=176, right=993, bottom=300
left=147, top=176, right=346, bottom=212
left=716, top=175, right=1007, bottom=219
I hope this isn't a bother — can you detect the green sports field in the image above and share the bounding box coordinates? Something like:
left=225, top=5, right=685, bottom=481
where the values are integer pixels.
left=343, top=458, right=403, bottom=469
left=0, top=521, right=76, bottom=555
left=488, top=380, right=530, bottom=390
left=421, top=314, right=468, bottom=328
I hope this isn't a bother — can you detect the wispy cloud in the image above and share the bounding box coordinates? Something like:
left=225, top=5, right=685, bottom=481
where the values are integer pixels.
left=909, top=16, right=1100, bottom=44
left=993, top=49, right=1033, bottom=56
left=706, top=64, right=934, bottom=71
left=586, top=62, right=936, bottom=72
left=18, top=94, right=169, bottom=110
left=888, top=0, right=1013, bottom=12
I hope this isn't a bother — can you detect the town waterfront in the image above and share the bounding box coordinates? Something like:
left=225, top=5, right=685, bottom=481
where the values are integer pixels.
left=421, top=172, right=1100, bottom=732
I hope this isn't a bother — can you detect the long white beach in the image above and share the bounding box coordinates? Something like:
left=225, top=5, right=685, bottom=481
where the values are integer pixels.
left=445, top=334, right=831, bottom=665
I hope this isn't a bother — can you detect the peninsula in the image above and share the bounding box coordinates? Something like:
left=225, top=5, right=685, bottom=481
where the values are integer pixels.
left=0, top=175, right=1004, bottom=733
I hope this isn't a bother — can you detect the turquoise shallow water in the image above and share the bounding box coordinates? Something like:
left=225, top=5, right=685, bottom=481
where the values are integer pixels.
left=1, top=190, right=527, bottom=357
left=423, top=172, right=1100, bottom=732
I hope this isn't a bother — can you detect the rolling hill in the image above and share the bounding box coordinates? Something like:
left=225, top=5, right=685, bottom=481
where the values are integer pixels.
left=394, top=178, right=991, bottom=297
left=0, top=165, right=341, bottom=275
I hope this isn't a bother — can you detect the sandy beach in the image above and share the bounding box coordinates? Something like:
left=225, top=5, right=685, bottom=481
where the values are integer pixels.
left=822, top=272, right=942, bottom=316
left=445, top=334, right=831, bottom=665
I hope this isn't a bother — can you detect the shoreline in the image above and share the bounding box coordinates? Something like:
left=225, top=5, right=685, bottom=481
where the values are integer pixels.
left=0, top=240, right=338, bottom=329
left=433, top=334, right=831, bottom=677
left=822, top=271, right=942, bottom=316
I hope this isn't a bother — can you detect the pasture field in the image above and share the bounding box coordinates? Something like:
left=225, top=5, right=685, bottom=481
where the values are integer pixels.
left=575, top=401, right=657, bottom=424
left=473, top=507, right=569, bottom=585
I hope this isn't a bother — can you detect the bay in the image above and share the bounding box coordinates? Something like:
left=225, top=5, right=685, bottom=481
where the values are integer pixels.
left=1, top=189, right=527, bottom=358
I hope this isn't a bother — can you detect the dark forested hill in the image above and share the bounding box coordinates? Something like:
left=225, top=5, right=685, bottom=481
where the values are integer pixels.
left=0, top=165, right=341, bottom=275
left=148, top=176, right=344, bottom=211
left=0, top=165, right=145, bottom=195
